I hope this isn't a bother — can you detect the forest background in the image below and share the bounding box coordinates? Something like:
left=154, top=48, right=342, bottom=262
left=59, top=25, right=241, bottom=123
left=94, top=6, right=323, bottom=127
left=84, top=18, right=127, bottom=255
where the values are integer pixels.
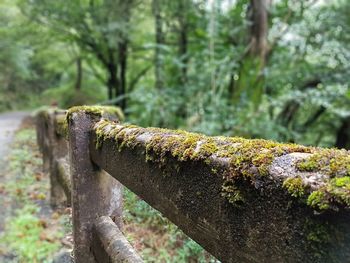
left=1, top=0, right=350, bottom=149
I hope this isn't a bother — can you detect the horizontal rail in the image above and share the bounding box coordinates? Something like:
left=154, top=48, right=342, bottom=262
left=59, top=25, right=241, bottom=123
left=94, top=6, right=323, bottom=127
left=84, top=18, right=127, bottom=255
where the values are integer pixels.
left=36, top=106, right=350, bottom=263
left=56, top=157, right=71, bottom=203
left=89, top=118, right=350, bottom=262
left=92, top=216, right=143, bottom=263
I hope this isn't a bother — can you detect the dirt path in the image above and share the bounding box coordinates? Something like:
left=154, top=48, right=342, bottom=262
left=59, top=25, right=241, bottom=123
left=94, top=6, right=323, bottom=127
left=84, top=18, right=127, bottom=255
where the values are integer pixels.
left=0, top=111, right=29, bottom=163
left=0, top=111, right=29, bottom=233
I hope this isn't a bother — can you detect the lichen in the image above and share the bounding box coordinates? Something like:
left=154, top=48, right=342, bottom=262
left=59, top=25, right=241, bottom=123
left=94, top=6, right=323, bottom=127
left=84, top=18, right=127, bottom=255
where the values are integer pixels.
left=92, top=119, right=350, bottom=211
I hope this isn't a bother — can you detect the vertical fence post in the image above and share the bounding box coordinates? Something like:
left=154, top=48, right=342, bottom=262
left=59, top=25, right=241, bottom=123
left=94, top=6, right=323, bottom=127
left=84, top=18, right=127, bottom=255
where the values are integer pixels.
left=68, top=110, right=123, bottom=263
left=36, top=110, right=50, bottom=173
left=47, top=110, right=67, bottom=207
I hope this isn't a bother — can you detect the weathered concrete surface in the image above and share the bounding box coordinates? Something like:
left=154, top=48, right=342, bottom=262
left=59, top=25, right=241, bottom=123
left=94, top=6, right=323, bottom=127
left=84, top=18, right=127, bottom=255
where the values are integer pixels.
left=48, top=110, right=69, bottom=207
left=92, top=216, right=143, bottom=263
left=90, top=124, right=350, bottom=263
left=68, top=111, right=123, bottom=263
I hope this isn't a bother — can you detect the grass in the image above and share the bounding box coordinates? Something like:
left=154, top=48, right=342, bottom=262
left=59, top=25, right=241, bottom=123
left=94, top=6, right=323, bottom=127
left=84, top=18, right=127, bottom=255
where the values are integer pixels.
left=0, top=128, right=70, bottom=262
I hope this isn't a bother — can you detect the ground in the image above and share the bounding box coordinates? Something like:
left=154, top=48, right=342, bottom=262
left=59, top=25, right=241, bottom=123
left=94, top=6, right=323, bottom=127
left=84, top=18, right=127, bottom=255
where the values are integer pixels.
left=0, top=111, right=30, bottom=231
left=0, top=113, right=72, bottom=262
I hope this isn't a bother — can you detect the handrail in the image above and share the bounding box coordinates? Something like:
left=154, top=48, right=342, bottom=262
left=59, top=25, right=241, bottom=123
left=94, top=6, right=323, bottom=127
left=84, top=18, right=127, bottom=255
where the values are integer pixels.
left=36, top=106, right=350, bottom=263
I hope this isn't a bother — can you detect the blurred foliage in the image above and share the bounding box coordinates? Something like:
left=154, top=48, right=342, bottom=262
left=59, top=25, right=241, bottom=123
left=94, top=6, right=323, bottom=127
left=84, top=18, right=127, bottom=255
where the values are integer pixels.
left=0, top=0, right=349, bottom=148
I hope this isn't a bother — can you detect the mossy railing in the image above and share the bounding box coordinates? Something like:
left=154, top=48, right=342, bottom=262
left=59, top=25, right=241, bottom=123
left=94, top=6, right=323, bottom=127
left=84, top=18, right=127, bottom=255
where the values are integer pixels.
left=36, top=106, right=350, bottom=263
left=36, top=106, right=141, bottom=263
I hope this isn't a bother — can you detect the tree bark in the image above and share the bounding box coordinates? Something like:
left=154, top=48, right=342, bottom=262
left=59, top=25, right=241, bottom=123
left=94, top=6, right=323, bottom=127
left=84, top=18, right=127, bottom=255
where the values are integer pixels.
left=118, top=40, right=128, bottom=110
left=107, top=62, right=118, bottom=100
left=335, top=117, right=350, bottom=150
left=177, top=0, right=188, bottom=85
left=232, top=0, right=270, bottom=105
left=75, top=57, right=82, bottom=91
left=249, top=0, right=269, bottom=64
left=153, top=0, right=164, bottom=90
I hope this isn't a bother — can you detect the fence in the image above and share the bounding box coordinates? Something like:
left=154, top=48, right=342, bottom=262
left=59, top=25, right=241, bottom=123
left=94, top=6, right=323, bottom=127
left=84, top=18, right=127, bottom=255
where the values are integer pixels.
left=35, top=106, right=350, bottom=263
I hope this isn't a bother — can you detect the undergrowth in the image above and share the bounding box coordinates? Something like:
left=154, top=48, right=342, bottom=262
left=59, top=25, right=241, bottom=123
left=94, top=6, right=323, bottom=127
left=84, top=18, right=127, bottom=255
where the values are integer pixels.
left=123, top=188, right=219, bottom=262
left=0, top=128, right=69, bottom=262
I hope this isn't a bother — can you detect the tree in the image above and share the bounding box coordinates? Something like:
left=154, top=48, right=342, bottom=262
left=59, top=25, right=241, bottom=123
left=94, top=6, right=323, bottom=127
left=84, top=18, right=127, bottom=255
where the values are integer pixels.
left=152, top=0, right=165, bottom=90
left=232, top=0, right=270, bottom=106
left=20, top=0, right=137, bottom=110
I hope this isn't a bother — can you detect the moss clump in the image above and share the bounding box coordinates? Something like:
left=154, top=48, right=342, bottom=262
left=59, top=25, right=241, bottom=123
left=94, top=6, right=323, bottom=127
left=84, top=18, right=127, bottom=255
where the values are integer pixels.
left=296, top=149, right=350, bottom=177
left=94, top=119, right=145, bottom=151
left=221, top=181, right=245, bottom=206
left=55, top=114, right=68, bottom=137
left=307, top=191, right=330, bottom=210
left=334, top=176, right=350, bottom=187
left=35, top=106, right=52, bottom=121
left=92, top=120, right=350, bottom=210
left=283, top=177, right=305, bottom=198
left=321, top=176, right=350, bottom=209
left=296, top=149, right=350, bottom=210
left=297, top=159, right=318, bottom=172
left=66, top=105, right=124, bottom=123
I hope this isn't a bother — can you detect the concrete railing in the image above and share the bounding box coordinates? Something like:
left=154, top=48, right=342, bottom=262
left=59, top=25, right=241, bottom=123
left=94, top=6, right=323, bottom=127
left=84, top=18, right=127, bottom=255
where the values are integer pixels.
left=36, top=106, right=350, bottom=263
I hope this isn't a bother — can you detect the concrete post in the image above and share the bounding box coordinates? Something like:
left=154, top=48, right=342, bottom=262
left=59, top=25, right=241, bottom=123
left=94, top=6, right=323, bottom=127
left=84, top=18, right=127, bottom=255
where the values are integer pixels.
left=47, top=111, right=67, bottom=207
left=68, top=110, right=123, bottom=263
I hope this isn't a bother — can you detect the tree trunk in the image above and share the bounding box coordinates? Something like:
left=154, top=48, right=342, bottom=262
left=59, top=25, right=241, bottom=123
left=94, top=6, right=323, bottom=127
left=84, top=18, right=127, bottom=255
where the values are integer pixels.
left=153, top=0, right=164, bottom=90
left=249, top=0, right=269, bottom=63
left=335, top=117, right=350, bottom=150
left=75, top=57, right=82, bottom=91
left=118, top=41, right=128, bottom=110
left=178, top=0, right=188, bottom=86
left=107, top=63, right=118, bottom=101
left=232, top=0, right=270, bottom=106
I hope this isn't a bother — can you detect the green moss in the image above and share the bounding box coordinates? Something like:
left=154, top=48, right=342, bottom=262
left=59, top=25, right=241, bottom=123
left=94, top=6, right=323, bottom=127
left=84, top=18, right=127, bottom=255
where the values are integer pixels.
left=221, top=181, right=245, bottom=206
left=327, top=176, right=350, bottom=207
left=66, top=105, right=124, bottom=123
left=294, top=149, right=350, bottom=211
left=92, top=119, right=350, bottom=210
left=296, top=149, right=350, bottom=176
left=334, top=176, right=350, bottom=187
left=304, top=219, right=332, bottom=259
left=35, top=107, right=51, bottom=121
left=55, top=114, right=68, bottom=137
left=307, top=191, right=330, bottom=210
left=283, top=177, right=305, bottom=198
left=297, top=159, right=318, bottom=172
